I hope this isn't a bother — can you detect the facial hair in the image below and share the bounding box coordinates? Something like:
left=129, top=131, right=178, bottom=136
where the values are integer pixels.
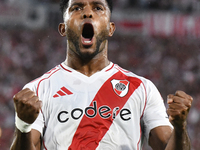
left=66, top=28, right=109, bottom=61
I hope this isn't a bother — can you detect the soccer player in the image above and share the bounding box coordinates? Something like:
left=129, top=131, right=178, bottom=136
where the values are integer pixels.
left=10, top=0, right=193, bottom=150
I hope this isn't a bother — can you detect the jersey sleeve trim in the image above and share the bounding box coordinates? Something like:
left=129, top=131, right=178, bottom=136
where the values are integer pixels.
left=36, top=68, right=60, bottom=96
left=32, top=124, right=43, bottom=135
left=31, top=67, right=60, bottom=136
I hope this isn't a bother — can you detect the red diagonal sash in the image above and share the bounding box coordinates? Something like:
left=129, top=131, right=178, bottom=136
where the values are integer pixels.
left=69, top=71, right=142, bottom=150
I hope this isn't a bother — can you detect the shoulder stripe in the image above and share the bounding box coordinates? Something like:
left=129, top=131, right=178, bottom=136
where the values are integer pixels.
left=30, top=77, right=42, bottom=83
left=115, top=65, right=131, bottom=73
left=60, top=63, right=72, bottom=72
left=105, top=63, right=115, bottom=72
left=36, top=68, right=60, bottom=96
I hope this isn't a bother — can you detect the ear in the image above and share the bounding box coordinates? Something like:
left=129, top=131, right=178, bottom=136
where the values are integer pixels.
left=109, top=22, right=116, bottom=37
left=58, top=23, right=67, bottom=36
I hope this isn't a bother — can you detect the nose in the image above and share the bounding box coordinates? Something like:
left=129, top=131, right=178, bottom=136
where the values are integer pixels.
left=83, top=14, right=92, bottom=18
left=82, top=7, right=93, bottom=19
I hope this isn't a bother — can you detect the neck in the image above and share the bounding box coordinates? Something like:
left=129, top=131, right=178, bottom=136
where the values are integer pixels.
left=65, top=43, right=110, bottom=77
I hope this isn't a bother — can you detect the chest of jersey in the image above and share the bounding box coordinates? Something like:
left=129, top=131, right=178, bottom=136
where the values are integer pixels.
left=39, top=69, right=145, bottom=150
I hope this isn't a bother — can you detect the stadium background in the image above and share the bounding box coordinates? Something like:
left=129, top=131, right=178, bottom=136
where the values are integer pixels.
left=0, top=0, right=200, bottom=149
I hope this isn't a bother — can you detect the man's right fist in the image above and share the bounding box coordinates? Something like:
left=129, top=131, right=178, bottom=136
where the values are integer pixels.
left=13, top=88, right=42, bottom=124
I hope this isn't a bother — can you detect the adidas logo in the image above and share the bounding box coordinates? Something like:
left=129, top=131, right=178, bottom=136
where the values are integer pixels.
left=53, top=86, right=73, bottom=98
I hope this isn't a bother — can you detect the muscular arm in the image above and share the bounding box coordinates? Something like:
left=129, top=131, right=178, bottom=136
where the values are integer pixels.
left=149, top=91, right=192, bottom=150
left=10, top=129, right=41, bottom=150
left=149, top=125, right=190, bottom=150
left=165, top=125, right=190, bottom=150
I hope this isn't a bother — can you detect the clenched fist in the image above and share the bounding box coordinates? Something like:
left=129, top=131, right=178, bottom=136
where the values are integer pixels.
left=13, top=88, right=42, bottom=124
left=167, top=91, right=193, bottom=129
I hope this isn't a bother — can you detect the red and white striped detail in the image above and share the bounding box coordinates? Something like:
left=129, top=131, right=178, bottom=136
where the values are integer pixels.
left=68, top=71, right=142, bottom=150
left=53, top=86, right=73, bottom=98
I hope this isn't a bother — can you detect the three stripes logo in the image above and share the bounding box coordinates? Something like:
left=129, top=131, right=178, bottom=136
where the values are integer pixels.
left=53, top=86, right=73, bottom=98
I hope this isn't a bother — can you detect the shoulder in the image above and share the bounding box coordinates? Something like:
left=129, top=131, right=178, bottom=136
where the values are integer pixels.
left=23, top=65, right=61, bottom=94
left=113, top=64, right=154, bottom=86
left=113, top=64, right=160, bottom=98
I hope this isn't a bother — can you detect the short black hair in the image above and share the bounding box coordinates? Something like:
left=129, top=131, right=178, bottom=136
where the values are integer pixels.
left=60, top=0, right=113, bottom=15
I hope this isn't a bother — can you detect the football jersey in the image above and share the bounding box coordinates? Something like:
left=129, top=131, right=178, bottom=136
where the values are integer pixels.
left=23, top=62, right=172, bottom=150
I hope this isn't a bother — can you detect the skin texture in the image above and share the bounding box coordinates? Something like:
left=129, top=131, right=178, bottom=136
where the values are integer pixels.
left=149, top=91, right=192, bottom=150
left=59, top=0, right=115, bottom=76
left=10, top=0, right=193, bottom=150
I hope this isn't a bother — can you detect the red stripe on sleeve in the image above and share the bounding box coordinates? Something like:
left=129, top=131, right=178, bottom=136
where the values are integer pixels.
left=69, top=71, right=142, bottom=150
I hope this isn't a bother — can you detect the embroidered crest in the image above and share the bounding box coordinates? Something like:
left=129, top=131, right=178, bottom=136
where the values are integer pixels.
left=111, top=79, right=130, bottom=97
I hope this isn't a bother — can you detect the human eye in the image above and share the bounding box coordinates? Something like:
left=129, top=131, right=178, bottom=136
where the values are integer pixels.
left=94, top=5, right=103, bottom=11
left=73, top=6, right=82, bottom=11
left=71, top=5, right=82, bottom=11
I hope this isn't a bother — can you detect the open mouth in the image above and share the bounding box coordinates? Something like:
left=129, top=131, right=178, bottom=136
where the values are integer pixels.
left=81, top=23, right=94, bottom=45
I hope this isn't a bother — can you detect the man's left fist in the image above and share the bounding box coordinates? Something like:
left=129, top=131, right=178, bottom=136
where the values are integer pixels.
left=167, top=91, right=193, bottom=129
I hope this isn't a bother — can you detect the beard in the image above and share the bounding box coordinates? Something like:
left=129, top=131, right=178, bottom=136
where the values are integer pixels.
left=66, top=28, right=109, bottom=61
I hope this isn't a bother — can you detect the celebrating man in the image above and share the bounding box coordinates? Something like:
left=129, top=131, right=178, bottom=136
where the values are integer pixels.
left=11, top=0, right=193, bottom=150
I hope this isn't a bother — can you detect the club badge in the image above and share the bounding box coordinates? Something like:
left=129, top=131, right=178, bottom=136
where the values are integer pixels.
left=111, top=79, right=130, bottom=97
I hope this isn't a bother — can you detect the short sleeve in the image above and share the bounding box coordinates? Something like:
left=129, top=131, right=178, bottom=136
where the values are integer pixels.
left=22, top=82, right=45, bottom=135
left=31, top=111, right=44, bottom=135
left=142, top=80, right=173, bottom=141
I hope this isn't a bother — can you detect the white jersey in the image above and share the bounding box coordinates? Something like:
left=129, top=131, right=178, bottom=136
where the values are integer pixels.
left=23, top=62, right=172, bottom=150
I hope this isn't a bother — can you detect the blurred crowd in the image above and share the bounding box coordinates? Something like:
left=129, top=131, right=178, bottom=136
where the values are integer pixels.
left=0, top=28, right=200, bottom=149
left=1, top=0, right=200, bottom=13
left=0, top=0, right=200, bottom=150
left=0, top=28, right=66, bottom=149
left=36, top=0, right=200, bottom=13
left=109, top=35, right=200, bottom=150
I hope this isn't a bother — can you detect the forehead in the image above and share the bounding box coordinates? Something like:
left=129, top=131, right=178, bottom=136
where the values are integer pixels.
left=68, top=0, right=108, bottom=7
